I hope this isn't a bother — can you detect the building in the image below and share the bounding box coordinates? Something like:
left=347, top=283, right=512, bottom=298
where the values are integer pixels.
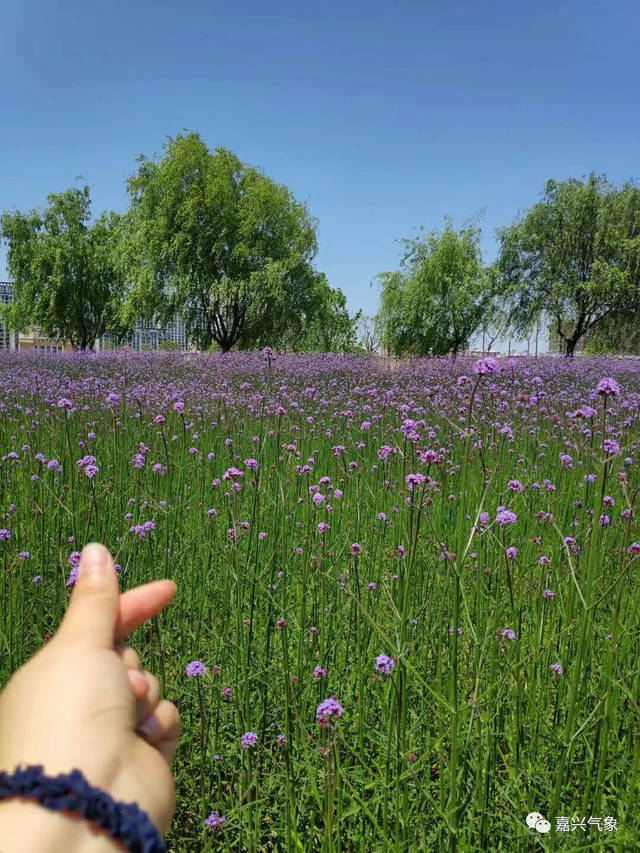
left=469, top=318, right=550, bottom=356
left=99, top=316, right=189, bottom=351
left=0, top=281, right=191, bottom=352
left=0, top=282, right=18, bottom=350
left=16, top=328, right=66, bottom=352
left=0, top=280, right=70, bottom=351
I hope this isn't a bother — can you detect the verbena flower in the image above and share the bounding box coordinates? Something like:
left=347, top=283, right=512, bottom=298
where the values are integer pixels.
left=475, top=357, right=499, bottom=376
left=204, top=811, right=226, bottom=830
left=316, top=697, right=344, bottom=727
left=498, top=628, right=517, bottom=641
left=186, top=660, right=207, bottom=677
left=496, top=507, right=517, bottom=526
left=405, top=472, right=426, bottom=491
left=597, top=378, right=621, bottom=397
left=375, top=654, right=395, bottom=676
left=559, top=454, right=573, bottom=469
left=223, top=466, right=244, bottom=481
left=241, top=731, right=258, bottom=749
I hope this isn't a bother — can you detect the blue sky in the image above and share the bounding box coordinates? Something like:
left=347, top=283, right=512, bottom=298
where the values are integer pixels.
left=1, top=0, right=638, bottom=316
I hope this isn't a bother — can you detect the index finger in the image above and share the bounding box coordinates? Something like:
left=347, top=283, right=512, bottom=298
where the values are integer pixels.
left=115, top=580, right=177, bottom=640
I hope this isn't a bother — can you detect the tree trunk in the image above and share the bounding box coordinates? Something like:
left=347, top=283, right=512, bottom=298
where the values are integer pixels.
left=565, top=336, right=578, bottom=357
left=565, top=324, right=586, bottom=357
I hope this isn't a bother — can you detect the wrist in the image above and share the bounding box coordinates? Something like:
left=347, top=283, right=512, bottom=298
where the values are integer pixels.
left=0, top=798, right=126, bottom=852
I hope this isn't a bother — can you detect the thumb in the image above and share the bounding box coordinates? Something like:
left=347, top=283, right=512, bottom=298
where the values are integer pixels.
left=58, top=543, right=119, bottom=649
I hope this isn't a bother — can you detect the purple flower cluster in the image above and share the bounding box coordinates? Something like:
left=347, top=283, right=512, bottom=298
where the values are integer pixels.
left=204, top=811, right=226, bottom=830
left=475, top=356, right=499, bottom=376
left=129, top=520, right=155, bottom=540
left=241, top=731, right=258, bottom=749
left=186, top=660, right=207, bottom=677
left=375, top=654, right=396, bottom=676
left=496, top=507, right=517, bottom=526
left=597, top=377, right=621, bottom=397
left=498, top=628, right=517, bottom=641
left=2, top=347, right=639, bottom=832
left=316, top=697, right=344, bottom=727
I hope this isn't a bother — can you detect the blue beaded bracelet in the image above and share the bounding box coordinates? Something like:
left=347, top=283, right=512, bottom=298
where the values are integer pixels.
left=0, top=765, right=165, bottom=852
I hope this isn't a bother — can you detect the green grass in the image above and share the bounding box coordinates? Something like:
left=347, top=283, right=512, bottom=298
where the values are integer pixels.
left=0, top=351, right=639, bottom=851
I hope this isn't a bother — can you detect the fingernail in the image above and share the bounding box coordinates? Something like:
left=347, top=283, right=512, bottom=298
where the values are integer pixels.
left=128, top=669, right=149, bottom=698
left=138, top=714, right=160, bottom=738
left=80, top=543, right=111, bottom=578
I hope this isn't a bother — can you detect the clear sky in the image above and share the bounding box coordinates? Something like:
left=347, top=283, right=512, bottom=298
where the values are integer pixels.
left=1, top=0, right=638, bottom=317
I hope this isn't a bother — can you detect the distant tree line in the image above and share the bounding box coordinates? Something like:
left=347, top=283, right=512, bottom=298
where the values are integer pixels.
left=1, top=137, right=639, bottom=356
left=0, top=133, right=357, bottom=353
left=376, top=174, right=640, bottom=357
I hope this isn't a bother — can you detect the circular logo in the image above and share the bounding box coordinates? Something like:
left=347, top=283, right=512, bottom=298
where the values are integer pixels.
left=526, top=812, right=545, bottom=829
left=535, top=818, right=551, bottom=834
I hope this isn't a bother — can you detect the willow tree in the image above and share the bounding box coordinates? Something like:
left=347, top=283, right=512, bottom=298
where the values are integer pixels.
left=498, top=174, right=640, bottom=356
left=376, top=220, right=493, bottom=356
left=120, top=132, right=352, bottom=352
left=0, top=186, right=127, bottom=349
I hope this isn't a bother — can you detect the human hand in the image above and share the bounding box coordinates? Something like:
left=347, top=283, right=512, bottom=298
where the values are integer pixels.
left=0, top=543, right=179, bottom=850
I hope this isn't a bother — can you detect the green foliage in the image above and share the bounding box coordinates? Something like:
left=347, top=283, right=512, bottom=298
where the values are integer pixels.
left=584, top=312, right=640, bottom=355
left=158, top=340, right=180, bottom=352
left=294, top=284, right=360, bottom=353
left=584, top=333, right=616, bottom=355
left=497, top=173, right=640, bottom=356
left=2, top=353, right=640, bottom=849
left=119, top=132, right=356, bottom=352
left=376, top=220, right=494, bottom=356
left=0, top=186, right=129, bottom=349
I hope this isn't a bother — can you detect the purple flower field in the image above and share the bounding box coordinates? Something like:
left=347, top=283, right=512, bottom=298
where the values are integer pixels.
left=1, top=349, right=639, bottom=849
